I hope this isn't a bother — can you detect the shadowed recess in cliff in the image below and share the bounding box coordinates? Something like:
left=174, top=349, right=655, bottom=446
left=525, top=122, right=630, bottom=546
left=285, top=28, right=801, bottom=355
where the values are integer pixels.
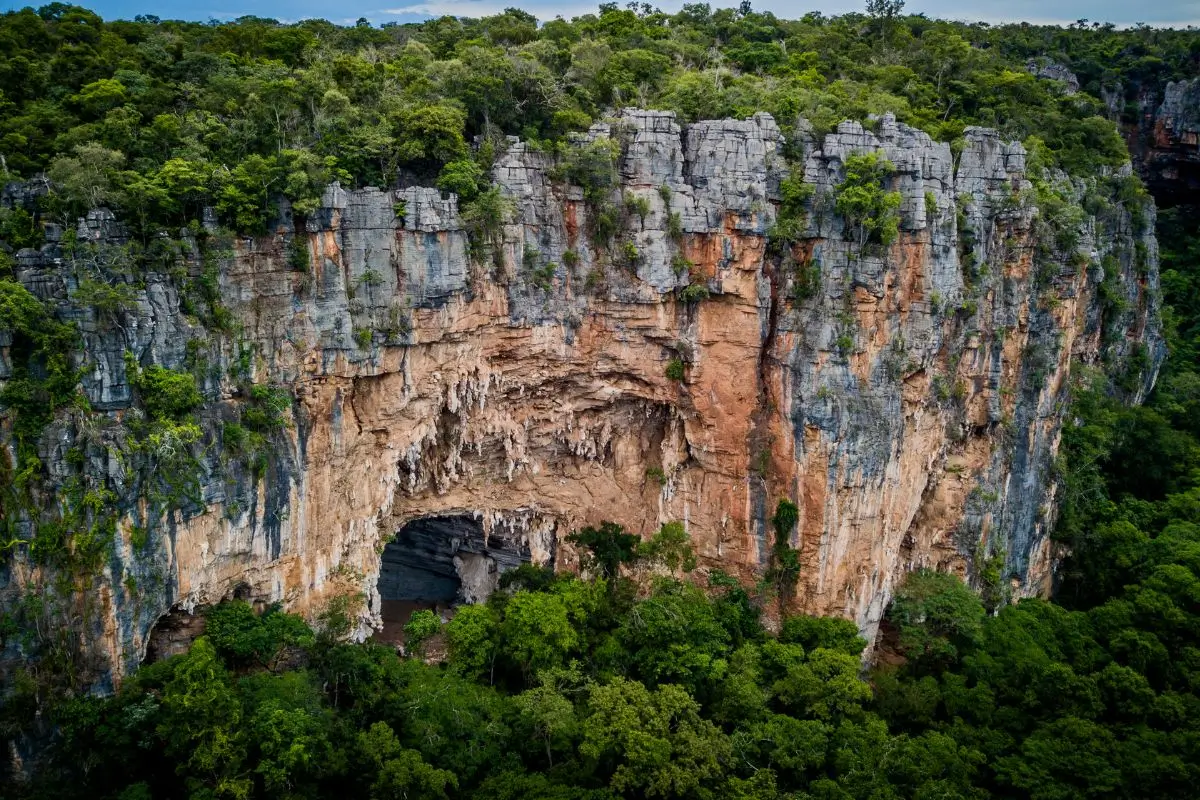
left=376, top=515, right=532, bottom=609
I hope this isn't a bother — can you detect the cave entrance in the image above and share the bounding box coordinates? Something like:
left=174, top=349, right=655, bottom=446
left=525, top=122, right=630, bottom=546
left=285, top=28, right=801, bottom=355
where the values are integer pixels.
left=374, top=514, right=531, bottom=643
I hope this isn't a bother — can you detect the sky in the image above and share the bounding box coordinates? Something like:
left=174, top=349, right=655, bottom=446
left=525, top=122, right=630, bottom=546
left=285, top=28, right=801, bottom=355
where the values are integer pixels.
left=1, top=0, right=1198, bottom=28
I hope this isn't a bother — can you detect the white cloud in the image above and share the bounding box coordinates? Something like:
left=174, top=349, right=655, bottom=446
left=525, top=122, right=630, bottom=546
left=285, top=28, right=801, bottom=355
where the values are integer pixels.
left=371, top=0, right=1200, bottom=26
left=379, top=0, right=599, bottom=18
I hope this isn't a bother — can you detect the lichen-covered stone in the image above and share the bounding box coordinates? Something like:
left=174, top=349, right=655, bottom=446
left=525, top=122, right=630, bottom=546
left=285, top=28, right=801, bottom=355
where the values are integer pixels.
left=1027, top=58, right=1081, bottom=94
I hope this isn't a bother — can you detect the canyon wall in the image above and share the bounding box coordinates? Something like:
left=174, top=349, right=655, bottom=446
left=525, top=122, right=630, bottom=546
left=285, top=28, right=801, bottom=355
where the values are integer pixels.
left=1025, top=63, right=1200, bottom=205
left=0, top=109, right=1162, bottom=680
left=1126, top=77, right=1200, bottom=203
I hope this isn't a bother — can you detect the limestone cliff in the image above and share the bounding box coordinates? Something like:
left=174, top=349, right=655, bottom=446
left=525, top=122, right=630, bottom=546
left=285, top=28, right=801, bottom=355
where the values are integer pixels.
left=1127, top=77, right=1200, bottom=202
left=0, top=109, right=1162, bottom=681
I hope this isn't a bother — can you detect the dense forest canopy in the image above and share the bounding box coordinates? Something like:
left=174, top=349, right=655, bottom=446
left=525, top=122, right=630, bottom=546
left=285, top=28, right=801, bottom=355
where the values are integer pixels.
left=2, top=3, right=1200, bottom=799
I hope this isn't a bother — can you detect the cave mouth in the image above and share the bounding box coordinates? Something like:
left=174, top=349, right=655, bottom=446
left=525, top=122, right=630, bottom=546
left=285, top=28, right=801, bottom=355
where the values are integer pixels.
left=375, top=514, right=531, bottom=642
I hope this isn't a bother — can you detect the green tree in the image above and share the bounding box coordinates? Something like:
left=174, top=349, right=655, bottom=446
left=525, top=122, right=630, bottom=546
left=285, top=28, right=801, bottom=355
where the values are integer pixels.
left=461, top=185, right=513, bottom=261
left=581, top=678, right=731, bottom=798
left=779, top=615, right=866, bottom=657
left=996, top=717, right=1122, bottom=799
left=249, top=695, right=331, bottom=796
left=403, top=609, right=441, bottom=657
left=514, top=683, right=579, bottom=767
left=393, top=103, right=468, bottom=175
left=359, top=721, right=458, bottom=800
left=501, top=591, right=580, bottom=675
left=771, top=648, right=873, bottom=721
left=446, top=603, right=500, bottom=681
left=69, top=78, right=127, bottom=116
left=48, top=141, right=125, bottom=214
left=635, top=521, right=697, bottom=575
left=126, top=358, right=203, bottom=423
left=436, top=157, right=485, bottom=201
left=616, top=579, right=730, bottom=693
left=157, top=638, right=251, bottom=799
left=568, top=521, right=639, bottom=584
left=216, top=154, right=280, bottom=232
left=204, top=600, right=315, bottom=671
left=834, top=151, right=903, bottom=247
left=888, top=569, right=985, bottom=672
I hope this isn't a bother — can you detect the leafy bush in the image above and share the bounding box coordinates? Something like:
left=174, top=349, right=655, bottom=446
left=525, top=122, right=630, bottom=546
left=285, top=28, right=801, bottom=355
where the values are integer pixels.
left=242, top=384, right=291, bottom=432
left=678, top=283, right=710, bottom=303
left=667, top=211, right=684, bottom=241
left=287, top=236, right=310, bottom=272
left=404, top=610, right=442, bottom=655
left=205, top=600, right=315, bottom=670
left=567, top=521, right=639, bottom=584
left=635, top=521, right=697, bottom=574
left=126, top=357, right=202, bottom=422
left=835, top=152, right=902, bottom=247
left=461, top=187, right=513, bottom=259
left=554, top=138, right=620, bottom=203
left=623, top=193, right=650, bottom=223
left=617, top=241, right=639, bottom=267
left=887, top=569, right=985, bottom=672
left=789, top=258, right=820, bottom=303
left=436, top=158, right=485, bottom=201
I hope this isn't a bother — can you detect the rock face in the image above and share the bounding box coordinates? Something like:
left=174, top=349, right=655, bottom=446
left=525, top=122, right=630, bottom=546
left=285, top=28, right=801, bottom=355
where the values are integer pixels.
left=0, top=109, right=1162, bottom=681
left=1027, top=59, right=1080, bottom=95
left=1130, top=78, right=1200, bottom=203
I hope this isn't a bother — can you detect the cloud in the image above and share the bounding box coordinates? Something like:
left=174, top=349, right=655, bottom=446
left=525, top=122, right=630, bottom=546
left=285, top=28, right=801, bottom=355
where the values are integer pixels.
left=370, top=0, right=1200, bottom=26
left=379, top=0, right=599, bottom=18
left=38, top=0, right=1200, bottom=28
left=905, top=0, right=1200, bottom=26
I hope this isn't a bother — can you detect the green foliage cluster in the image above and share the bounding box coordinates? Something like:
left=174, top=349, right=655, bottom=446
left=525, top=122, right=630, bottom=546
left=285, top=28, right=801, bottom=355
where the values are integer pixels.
left=0, top=276, right=82, bottom=495
left=788, top=258, right=821, bottom=304
left=224, top=383, right=292, bottom=477
left=678, top=282, right=710, bottom=303
left=122, top=353, right=206, bottom=517
left=664, top=357, right=685, bottom=381
left=206, top=599, right=316, bottom=671
left=834, top=152, right=902, bottom=248
left=768, top=500, right=802, bottom=598
left=403, top=609, right=442, bottom=657
left=460, top=186, right=512, bottom=266
left=126, top=356, right=202, bottom=422
left=567, top=520, right=639, bottom=584
left=768, top=171, right=815, bottom=254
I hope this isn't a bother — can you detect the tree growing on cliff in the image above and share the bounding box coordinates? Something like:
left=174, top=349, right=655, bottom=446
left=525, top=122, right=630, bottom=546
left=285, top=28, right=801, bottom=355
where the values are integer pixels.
left=205, top=600, right=315, bottom=671
left=568, top=521, right=639, bottom=584
left=636, top=521, right=697, bottom=576
left=461, top=186, right=513, bottom=267
left=834, top=151, right=903, bottom=249
left=769, top=500, right=802, bottom=600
